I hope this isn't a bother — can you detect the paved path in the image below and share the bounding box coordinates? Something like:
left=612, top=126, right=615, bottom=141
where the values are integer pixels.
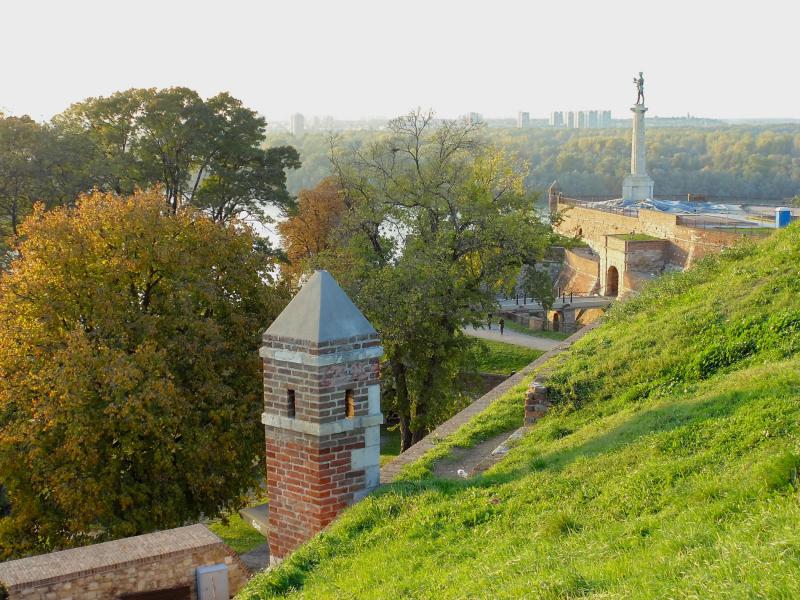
left=240, top=543, right=270, bottom=573
left=464, top=326, right=560, bottom=351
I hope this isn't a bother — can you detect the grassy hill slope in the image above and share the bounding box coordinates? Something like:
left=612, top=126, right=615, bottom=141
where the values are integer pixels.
left=239, top=226, right=800, bottom=599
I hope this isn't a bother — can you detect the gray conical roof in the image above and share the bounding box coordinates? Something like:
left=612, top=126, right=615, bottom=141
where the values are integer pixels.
left=264, top=270, right=377, bottom=343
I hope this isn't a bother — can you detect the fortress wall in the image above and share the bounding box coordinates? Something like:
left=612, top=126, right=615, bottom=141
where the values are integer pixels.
left=555, top=248, right=600, bottom=294
left=0, top=526, right=250, bottom=600
left=557, top=202, right=749, bottom=271
left=623, top=239, right=669, bottom=272
left=556, top=204, right=639, bottom=247
left=668, top=225, right=747, bottom=267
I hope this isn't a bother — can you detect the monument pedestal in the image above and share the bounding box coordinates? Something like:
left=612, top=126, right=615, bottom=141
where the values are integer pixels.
left=622, top=103, right=653, bottom=202
left=622, top=174, right=654, bottom=202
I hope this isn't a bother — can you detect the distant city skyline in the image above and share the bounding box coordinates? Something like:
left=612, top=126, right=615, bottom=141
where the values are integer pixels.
left=1, top=0, right=798, bottom=122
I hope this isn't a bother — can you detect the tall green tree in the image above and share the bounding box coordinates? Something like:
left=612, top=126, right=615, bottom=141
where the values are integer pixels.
left=0, top=115, right=44, bottom=238
left=0, top=189, right=287, bottom=558
left=53, top=88, right=300, bottom=217
left=0, top=115, right=93, bottom=248
left=321, top=110, right=552, bottom=449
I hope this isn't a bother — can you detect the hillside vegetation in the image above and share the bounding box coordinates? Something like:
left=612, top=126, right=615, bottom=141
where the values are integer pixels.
left=240, top=225, right=800, bottom=599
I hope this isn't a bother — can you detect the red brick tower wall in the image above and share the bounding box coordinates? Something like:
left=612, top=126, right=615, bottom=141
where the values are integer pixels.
left=261, top=333, right=383, bottom=562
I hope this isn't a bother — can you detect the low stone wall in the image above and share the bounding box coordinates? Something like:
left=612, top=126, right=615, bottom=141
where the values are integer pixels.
left=0, top=525, right=250, bottom=600
left=525, top=381, right=551, bottom=426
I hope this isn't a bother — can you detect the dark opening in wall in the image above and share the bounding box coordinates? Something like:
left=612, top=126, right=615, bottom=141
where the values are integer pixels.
left=345, top=389, right=355, bottom=418
left=287, top=389, right=296, bottom=418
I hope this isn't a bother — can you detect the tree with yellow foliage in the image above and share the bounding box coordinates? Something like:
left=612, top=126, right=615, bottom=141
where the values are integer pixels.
left=277, top=177, right=345, bottom=286
left=0, top=190, right=285, bottom=558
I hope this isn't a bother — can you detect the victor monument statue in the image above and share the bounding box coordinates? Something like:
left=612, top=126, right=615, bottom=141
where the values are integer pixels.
left=634, top=72, right=645, bottom=105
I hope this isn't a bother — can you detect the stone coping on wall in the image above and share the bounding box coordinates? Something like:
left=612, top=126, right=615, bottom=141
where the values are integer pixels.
left=0, top=524, right=243, bottom=591
left=379, top=321, right=601, bottom=484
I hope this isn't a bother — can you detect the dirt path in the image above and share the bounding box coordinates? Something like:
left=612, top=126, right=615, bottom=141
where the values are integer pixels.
left=431, top=432, right=512, bottom=480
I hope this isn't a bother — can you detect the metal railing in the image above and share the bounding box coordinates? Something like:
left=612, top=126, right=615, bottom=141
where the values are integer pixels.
left=561, top=193, right=794, bottom=206
left=675, top=214, right=775, bottom=234
left=557, top=196, right=639, bottom=217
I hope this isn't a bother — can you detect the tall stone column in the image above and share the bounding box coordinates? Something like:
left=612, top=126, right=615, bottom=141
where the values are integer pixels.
left=260, top=270, right=383, bottom=564
left=622, top=104, right=654, bottom=202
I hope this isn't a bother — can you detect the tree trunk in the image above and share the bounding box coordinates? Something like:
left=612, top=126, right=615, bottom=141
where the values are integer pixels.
left=411, top=425, right=426, bottom=444
left=398, top=413, right=413, bottom=452
left=392, top=361, right=414, bottom=452
left=410, top=397, right=428, bottom=444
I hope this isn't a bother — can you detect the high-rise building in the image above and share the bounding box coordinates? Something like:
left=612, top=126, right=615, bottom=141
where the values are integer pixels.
left=290, top=113, right=305, bottom=136
left=466, top=112, right=483, bottom=125
left=517, top=111, right=530, bottom=129
left=556, top=109, right=611, bottom=129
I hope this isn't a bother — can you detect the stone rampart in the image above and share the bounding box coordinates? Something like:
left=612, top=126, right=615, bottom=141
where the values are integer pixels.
left=557, top=202, right=746, bottom=270
left=555, top=248, right=600, bottom=295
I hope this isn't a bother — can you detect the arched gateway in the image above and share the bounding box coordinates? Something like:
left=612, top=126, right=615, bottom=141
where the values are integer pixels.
left=606, top=266, right=619, bottom=297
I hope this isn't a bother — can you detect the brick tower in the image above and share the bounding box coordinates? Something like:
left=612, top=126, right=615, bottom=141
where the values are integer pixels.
left=260, top=270, right=383, bottom=563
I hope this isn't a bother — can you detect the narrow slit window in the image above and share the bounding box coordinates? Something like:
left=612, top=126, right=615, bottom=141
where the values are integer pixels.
left=287, top=389, right=296, bottom=418
left=345, top=389, right=355, bottom=418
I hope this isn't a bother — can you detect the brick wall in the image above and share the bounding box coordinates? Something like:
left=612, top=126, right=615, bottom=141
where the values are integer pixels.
left=557, top=202, right=746, bottom=271
left=261, top=334, right=380, bottom=423
left=623, top=239, right=669, bottom=272
left=262, top=333, right=382, bottom=563
left=265, top=427, right=368, bottom=559
left=525, top=381, right=550, bottom=426
left=555, top=248, right=600, bottom=295
left=0, top=526, right=250, bottom=600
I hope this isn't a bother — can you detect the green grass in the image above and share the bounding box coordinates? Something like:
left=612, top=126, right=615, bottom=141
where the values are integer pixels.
left=208, top=512, right=266, bottom=554
left=717, top=225, right=774, bottom=235
left=238, top=224, right=800, bottom=599
left=379, top=426, right=401, bottom=466
left=467, top=339, right=543, bottom=375
left=502, top=318, right=571, bottom=340
left=611, top=232, right=661, bottom=241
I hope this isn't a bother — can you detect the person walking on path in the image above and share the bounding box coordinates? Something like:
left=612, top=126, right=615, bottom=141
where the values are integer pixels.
left=487, top=313, right=493, bottom=330
left=499, top=318, right=505, bottom=335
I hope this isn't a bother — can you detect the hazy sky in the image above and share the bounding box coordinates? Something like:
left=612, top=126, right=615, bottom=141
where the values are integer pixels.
left=2, top=0, right=798, bottom=122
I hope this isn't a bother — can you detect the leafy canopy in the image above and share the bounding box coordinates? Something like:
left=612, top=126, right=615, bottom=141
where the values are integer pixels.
left=53, top=87, right=300, bottom=220
left=0, top=115, right=94, bottom=244
left=314, top=110, right=552, bottom=449
left=0, top=190, right=285, bottom=558
left=277, top=177, right=345, bottom=286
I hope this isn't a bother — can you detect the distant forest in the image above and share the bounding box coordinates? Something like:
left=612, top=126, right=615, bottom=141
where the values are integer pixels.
left=268, top=125, right=800, bottom=202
